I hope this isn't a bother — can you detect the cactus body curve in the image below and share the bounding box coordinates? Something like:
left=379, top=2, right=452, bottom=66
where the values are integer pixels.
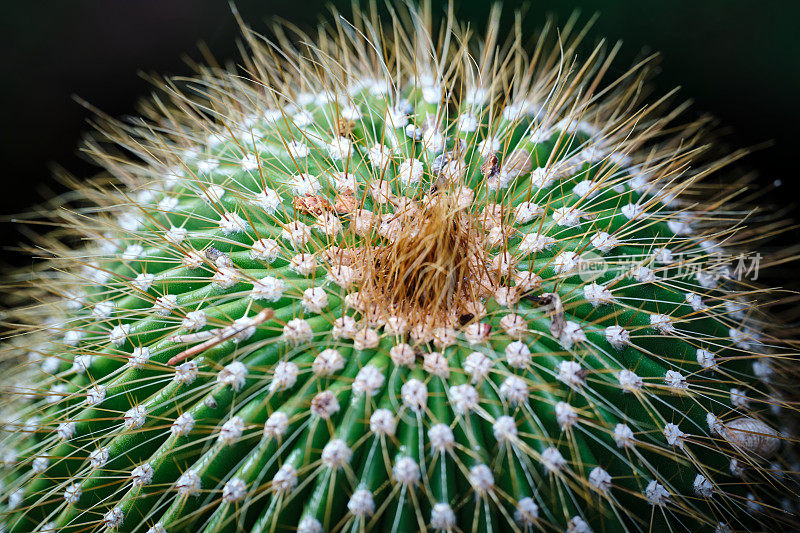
left=1, top=4, right=798, bottom=533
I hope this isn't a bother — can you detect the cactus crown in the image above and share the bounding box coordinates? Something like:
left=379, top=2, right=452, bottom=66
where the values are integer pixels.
left=1, top=3, right=798, bottom=533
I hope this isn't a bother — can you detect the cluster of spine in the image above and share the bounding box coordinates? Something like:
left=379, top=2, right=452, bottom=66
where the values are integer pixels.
left=1, top=4, right=798, bottom=532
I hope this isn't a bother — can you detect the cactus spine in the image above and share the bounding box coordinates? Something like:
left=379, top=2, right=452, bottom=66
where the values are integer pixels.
left=1, top=3, right=798, bottom=532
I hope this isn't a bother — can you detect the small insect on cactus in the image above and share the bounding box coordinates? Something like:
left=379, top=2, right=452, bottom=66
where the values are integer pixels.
left=2, top=3, right=799, bottom=532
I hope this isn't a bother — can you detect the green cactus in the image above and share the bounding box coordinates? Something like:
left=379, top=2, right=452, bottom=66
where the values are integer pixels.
left=1, top=3, right=798, bottom=532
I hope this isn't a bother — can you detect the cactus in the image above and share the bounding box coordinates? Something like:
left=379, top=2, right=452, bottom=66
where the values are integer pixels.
left=1, top=3, right=798, bottom=532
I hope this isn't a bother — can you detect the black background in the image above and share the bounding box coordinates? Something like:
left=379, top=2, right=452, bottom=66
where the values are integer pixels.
left=1, top=0, right=799, bottom=269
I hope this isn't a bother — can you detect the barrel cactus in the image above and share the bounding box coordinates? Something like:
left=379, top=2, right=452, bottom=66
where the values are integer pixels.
left=1, top=3, right=797, bottom=532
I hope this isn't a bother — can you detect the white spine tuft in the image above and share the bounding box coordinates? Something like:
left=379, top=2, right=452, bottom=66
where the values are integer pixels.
left=492, top=416, right=518, bottom=443
left=613, top=423, right=635, bottom=448
left=664, top=423, right=687, bottom=448
left=618, top=369, right=643, bottom=392
left=694, top=474, right=714, bottom=498
left=369, top=409, right=397, bottom=436
left=567, top=516, right=591, bottom=533
left=401, top=379, right=428, bottom=412
left=176, top=471, right=202, bottom=496
left=218, top=416, right=245, bottom=445
left=353, top=365, right=385, bottom=396
left=297, top=517, right=322, bottom=533
left=174, top=361, right=199, bottom=385
left=103, top=507, right=124, bottom=529
left=541, top=447, right=566, bottom=472
left=270, top=361, right=299, bottom=392
left=321, top=439, right=352, bottom=469
left=428, top=424, right=455, bottom=452
left=430, top=502, right=457, bottom=530
left=505, top=340, right=531, bottom=368
left=449, top=384, right=479, bottom=414
left=310, top=391, right=340, bottom=418
left=556, top=360, right=586, bottom=388
left=605, top=325, right=630, bottom=350
left=499, top=376, right=529, bottom=405
left=645, top=480, right=669, bottom=505
left=123, top=405, right=147, bottom=430
left=664, top=370, right=688, bottom=390
left=463, top=351, right=493, bottom=383
left=467, top=464, right=494, bottom=495
left=265, top=411, right=289, bottom=438
left=555, top=402, right=578, bottom=430
left=131, top=463, right=154, bottom=487
left=389, top=343, right=415, bottom=367
left=588, top=467, right=612, bottom=493
left=348, top=489, right=375, bottom=516
left=283, top=318, right=314, bottom=345
left=64, top=483, right=82, bottom=504
left=312, top=349, right=345, bottom=376
left=89, top=447, right=109, bottom=469
left=514, top=497, right=539, bottom=526
left=271, top=463, right=298, bottom=494
left=222, top=478, right=247, bottom=502
left=393, top=456, right=420, bottom=485
left=217, top=361, right=248, bottom=391
left=171, top=412, right=195, bottom=437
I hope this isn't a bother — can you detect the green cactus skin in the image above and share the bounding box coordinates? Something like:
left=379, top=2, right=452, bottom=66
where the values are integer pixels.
left=1, top=4, right=798, bottom=533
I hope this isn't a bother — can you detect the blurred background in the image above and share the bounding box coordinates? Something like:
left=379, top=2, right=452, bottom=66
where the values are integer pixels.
left=1, top=0, right=799, bottom=269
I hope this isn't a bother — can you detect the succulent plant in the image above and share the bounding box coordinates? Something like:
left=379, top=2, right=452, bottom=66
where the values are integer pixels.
left=1, top=3, right=798, bottom=532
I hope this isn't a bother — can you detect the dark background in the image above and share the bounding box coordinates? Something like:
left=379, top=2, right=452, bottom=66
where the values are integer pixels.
left=1, top=0, right=799, bottom=268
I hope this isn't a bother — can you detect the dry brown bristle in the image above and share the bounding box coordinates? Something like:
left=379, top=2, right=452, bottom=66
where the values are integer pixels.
left=292, top=194, right=331, bottom=215
left=333, top=190, right=358, bottom=214
left=336, top=115, right=356, bottom=138
left=353, top=189, right=488, bottom=335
